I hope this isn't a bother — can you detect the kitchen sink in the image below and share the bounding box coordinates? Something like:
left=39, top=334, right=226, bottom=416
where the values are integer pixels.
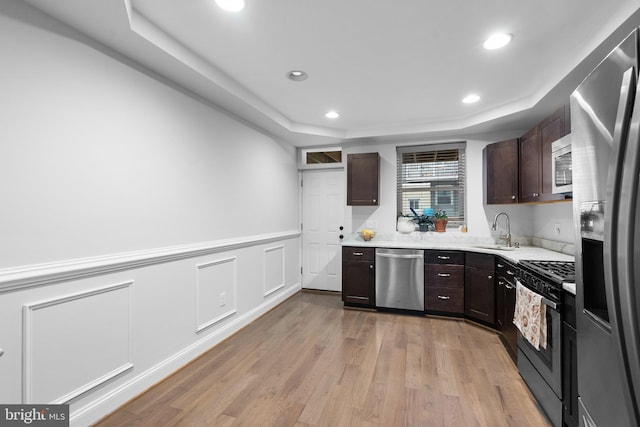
left=471, top=244, right=516, bottom=251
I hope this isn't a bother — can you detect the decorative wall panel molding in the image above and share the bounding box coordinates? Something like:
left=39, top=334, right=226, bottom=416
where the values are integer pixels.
left=69, top=285, right=300, bottom=426
left=22, top=281, right=133, bottom=404
left=195, top=257, right=237, bottom=332
left=0, top=231, right=300, bottom=293
left=263, top=245, right=285, bottom=297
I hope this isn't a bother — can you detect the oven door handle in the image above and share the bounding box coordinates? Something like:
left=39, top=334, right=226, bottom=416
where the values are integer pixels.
left=542, top=297, right=558, bottom=310
left=516, top=279, right=559, bottom=310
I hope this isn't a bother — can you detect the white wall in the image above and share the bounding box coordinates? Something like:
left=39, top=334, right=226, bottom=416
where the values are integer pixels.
left=532, top=202, right=575, bottom=243
left=0, top=2, right=299, bottom=268
left=0, top=4, right=301, bottom=426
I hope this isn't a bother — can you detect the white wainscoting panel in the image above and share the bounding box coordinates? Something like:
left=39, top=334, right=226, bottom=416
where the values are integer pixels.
left=22, top=281, right=133, bottom=404
left=1, top=233, right=300, bottom=426
left=195, top=257, right=237, bottom=332
left=263, top=245, right=285, bottom=297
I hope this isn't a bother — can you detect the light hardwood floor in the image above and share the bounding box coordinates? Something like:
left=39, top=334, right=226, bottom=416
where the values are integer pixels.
left=95, top=291, right=551, bottom=426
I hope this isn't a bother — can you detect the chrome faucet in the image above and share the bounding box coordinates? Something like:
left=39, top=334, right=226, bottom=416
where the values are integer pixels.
left=491, top=212, right=512, bottom=247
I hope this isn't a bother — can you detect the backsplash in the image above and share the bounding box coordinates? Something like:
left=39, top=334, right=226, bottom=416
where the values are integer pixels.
left=531, top=237, right=575, bottom=256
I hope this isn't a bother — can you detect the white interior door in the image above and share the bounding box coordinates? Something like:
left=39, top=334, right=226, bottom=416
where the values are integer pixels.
left=302, top=169, right=345, bottom=291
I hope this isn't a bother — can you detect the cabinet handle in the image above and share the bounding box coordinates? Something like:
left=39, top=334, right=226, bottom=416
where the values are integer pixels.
left=353, top=252, right=364, bottom=256
left=497, top=263, right=504, bottom=268
left=437, top=256, right=450, bottom=260
left=438, top=273, right=451, bottom=277
left=372, top=199, right=377, bottom=203
left=506, top=270, right=515, bottom=276
left=498, top=280, right=505, bottom=285
left=511, top=195, right=516, bottom=200
left=369, top=265, right=373, bottom=269
left=488, top=275, right=493, bottom=279
left=437, top=295, right=451, bottom=300
left=505, top=283, right=515, bottom=290
left=533, top=192, right=539, bottom=197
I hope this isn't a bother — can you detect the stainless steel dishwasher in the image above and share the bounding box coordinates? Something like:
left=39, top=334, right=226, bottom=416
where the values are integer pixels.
left=375, top=248, right=424, bottom=311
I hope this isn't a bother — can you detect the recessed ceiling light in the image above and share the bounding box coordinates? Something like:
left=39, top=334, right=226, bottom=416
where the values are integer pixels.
left=215, top=0, right=245, bottom=12
left=287, top=70, right=308, bottom=81
left=325, top=111, right=340, bottom=119
left=462, top=94, right=480, bottom=104
left=483, top=33, right=512, bottom=50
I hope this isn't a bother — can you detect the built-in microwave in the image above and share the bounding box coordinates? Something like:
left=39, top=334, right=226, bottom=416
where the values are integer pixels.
left=552, top=134, right=572, bottom=194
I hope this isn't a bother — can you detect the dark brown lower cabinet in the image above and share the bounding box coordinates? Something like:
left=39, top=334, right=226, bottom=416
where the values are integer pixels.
left=496, top=257, right=518, bottom=361
left=424, top=250, right=465, bottom=315
left=341, top=247, right=375, bottom=307
left=465, top=253, right=495, bottom=325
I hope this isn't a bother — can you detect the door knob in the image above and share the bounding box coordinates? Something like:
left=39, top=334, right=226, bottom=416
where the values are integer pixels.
left=339, top=226, right=344, bottom=230
left=339, top=235, right=344, bottom=239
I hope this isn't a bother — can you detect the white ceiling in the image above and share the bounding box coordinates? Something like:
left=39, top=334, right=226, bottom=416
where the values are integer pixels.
left=21, top=0, right=640, bottom=146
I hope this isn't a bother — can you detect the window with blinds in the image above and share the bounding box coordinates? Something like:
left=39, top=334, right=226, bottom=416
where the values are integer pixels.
left=397, top=143, right=466, bottom=225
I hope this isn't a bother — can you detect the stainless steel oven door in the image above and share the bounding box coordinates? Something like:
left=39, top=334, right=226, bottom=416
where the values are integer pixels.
left=552, top=134, right=572, bottom=194
left=518, top=299, right=562, bottom=397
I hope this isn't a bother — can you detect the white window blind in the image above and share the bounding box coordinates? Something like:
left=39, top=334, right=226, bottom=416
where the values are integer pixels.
left=397, top=143, right=466, bottom=224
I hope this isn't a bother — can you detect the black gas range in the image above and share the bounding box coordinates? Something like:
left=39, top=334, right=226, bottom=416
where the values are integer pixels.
left=516, top=260, right=575, bottom=304
left=515, top=259, right=575, bottom=427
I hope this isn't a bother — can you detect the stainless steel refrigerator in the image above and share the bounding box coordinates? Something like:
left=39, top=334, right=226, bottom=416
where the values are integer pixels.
left=571, top=29, right=640, bottom=426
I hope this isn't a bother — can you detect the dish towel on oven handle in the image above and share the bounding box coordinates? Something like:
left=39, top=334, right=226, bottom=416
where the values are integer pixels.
left=513, top=280, right=547, bottom=350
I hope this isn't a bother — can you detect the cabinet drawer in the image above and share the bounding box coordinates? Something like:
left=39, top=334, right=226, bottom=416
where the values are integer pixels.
left=342, top=246, right=375, bottom=261
left=425, top=265, right=464, bottom=288
left=466, top=252, right=495, bottom=270
left=425, top=286, right=464, bottom=314
left=424, top=250, right=464, bottom=265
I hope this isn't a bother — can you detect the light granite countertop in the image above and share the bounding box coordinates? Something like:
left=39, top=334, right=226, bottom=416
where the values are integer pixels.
left=342, top=232, right=575, bottom=264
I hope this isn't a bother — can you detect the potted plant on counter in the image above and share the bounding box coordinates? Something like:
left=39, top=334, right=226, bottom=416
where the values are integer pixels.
left=413, top=214, right=433, bottom=232
left=433, top=210, right=448, bottom=232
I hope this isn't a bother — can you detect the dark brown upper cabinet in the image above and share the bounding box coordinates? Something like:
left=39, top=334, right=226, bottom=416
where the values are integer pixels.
left=347, top=153, right=379, bottom=206
left=485, top=103, right=570, bottom=205
left=519, top=126, right=542, bottom=203
left=519, top=105, right=570, bottom=203
left=484, top=138, right=519, bottom=204
left=539, top=106, right=570, bottom=200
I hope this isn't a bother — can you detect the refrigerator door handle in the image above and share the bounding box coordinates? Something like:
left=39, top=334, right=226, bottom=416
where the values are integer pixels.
left=614, top=70, right=640, bottom=425
left=603, top=67, right=635, bottom=333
